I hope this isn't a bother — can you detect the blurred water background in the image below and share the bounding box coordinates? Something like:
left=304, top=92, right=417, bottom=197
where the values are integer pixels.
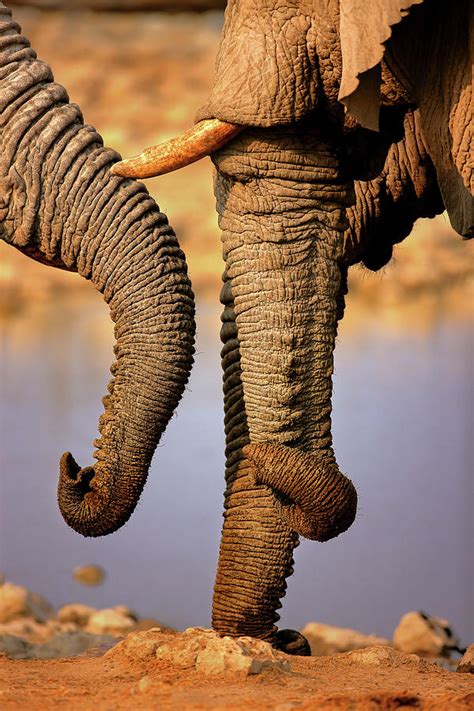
left=1, top=6, right=473, bottom=644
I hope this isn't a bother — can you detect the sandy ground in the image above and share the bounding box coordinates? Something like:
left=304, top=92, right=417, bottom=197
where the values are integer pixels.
left=1, top=647, right=474, bottom=710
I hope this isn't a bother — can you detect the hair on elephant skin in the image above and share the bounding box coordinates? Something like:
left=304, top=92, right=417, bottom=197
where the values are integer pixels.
left=0, top=3, right=195, bottom=537
left=4, top=0, right=473, bottom=657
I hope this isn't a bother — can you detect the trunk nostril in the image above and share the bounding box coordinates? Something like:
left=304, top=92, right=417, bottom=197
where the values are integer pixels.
left=60, top=452, right=80, bottom=481
left=59, top=454, right=95, bottom=493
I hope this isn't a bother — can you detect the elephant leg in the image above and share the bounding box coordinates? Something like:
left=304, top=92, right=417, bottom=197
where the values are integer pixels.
left=213, top=271, right=308, bottom=654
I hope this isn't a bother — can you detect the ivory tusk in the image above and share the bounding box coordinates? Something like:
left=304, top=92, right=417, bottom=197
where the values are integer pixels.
left=111, top=119, right=244, bottom=179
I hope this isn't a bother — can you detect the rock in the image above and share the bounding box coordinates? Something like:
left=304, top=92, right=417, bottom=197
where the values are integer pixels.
left=194, top=631, right=291, bottom=675
left=110, top=628, right=165, bottom=659
left=0, top=634, right=31, bottom=659
left=111, top=627, right=291, bottom=676
left=86, top=608, right=135, bottom=637
left=0, top=618, right=65, bottom=644
left=457, top=644, right=474, bottom=673
left=344, top=645, right=424, bottom=668
left=0, top=630, right=116, bottom=660
left=73, top=565, right=105, bottom=586
left=138, top=676, right=152, bottom=693
left=393, top=611, right=460, bottom=657
left=134, top=618, right=173, bottom=633
left=0, top=583, right=53, bottom=624
left=113, top=605, right=137, bottom=621
left=32, top=631, right=116, bottom=660
left=57, top=604, right=97, bottom=627
left=300, top=622, right=390, bottom=657
left=0, top=573, right=4, bottom=586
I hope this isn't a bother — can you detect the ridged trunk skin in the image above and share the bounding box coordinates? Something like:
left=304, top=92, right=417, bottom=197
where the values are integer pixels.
left=0, top=4, right=195, bottom=536
left=211, top=124, right=357, bottom=644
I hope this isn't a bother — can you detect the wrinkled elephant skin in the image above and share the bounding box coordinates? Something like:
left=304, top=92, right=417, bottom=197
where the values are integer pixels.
left=0, top=3, right=195, bottom=537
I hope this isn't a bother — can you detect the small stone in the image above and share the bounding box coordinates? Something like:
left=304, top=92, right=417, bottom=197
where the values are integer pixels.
left=31, top=631, right=117, bottom=660
left=0, top=634, right=31, bottom=659
left=110, top=628, right=165, bottom=659
left=344, top=645, right=423, bottom=668
left=134, top=618, right=171, bottom=632
left=393, top=611, right=460, bottom=657
left=457, top=644, right=474, bottom=673
left=0, top=583, right=53, bottom=624
left=157, top=628, right=290, bottom=676
left=301, top=622, right=390, bottom=657
left=196, top=633, right=291, bottom=675
left=57, top=604, right=96, bottom=627
left=113, top=605, right=137, bottom=621
left=0, top=618, right=62, bottom=644
left=86, top=609, right=135, bottom=637
left=73, top=565, right=105, bottom=586
left=0, top=630, right=119, bottom=660
left=138, top=676, right=151, bottom=693
left=0, top=573, right=5, bottom=586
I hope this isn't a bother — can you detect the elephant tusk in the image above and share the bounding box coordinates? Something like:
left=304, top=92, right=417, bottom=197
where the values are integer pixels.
left=110, top=119, right=244, bottom=179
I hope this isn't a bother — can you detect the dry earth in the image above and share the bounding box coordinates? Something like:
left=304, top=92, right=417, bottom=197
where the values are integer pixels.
left=1, top=643, right=474, bottom=710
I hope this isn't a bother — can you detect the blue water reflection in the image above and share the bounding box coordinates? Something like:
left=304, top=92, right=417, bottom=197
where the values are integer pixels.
left=1, top=286, right=472, bottom=643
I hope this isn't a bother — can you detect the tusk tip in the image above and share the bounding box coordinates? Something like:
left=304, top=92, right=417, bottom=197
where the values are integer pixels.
left=110, top=161, right=133, bottom=178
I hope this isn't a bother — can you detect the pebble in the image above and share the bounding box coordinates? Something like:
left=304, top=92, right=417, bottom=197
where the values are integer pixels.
left=393, top=611, right=460, bottom=657
left=73, top=565, right=106, bottom=587
left=457, top=644, right=474, bottom=674
left=86, top=608, right=135, bottom=637
left=301, top=621, right=390, bottom=656
left=57, top=604, right=96, bottom=627
left=0, top=582, right=53, bottom=624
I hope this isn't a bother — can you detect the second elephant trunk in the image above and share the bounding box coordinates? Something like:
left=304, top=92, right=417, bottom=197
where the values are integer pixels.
left=0, top=7, right=195, bottom=536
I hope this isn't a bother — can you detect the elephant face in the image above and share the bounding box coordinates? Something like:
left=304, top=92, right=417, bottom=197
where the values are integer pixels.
left=0, top=2, right=195, bottom=536
left=195, top=0, right=472, bottom=238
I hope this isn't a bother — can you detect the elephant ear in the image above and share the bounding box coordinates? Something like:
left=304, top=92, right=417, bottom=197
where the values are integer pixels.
left=339, top=0, right=425, bottom=131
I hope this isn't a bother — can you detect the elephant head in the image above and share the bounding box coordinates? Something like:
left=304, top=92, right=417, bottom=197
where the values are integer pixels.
left=0, top=3, right=195, bottom=537
left=110, top=0, right=473, bottom=650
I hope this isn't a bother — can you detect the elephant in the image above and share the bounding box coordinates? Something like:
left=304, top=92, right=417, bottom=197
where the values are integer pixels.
left=113, top=0, right=473, bottom=654
left=0, top=2, right=195, bottom=537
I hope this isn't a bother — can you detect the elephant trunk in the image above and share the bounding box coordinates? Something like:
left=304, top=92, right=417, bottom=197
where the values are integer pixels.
left=0, top=6, right=195, bottom=536
left=244, top=443, right=356, bottom=542
left=214, top=124, right=357, bottom=543
left=56, top=201, right=195, bottom=537
left=210, top=123, right=357, bottom=641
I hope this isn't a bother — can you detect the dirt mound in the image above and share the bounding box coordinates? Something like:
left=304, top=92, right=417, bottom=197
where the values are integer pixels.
left=1, top=635, right=473, bottom=710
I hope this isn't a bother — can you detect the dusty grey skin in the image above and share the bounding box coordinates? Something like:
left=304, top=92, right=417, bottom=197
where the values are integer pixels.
left=192, top=0, right=471, bottom=654
left=0, top=4, right=195, bottom=536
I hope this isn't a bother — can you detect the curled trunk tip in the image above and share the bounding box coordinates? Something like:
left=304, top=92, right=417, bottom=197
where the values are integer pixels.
left=244, top=442, right=357, bottom=542
left=58, top=452, right=140, bottom=538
